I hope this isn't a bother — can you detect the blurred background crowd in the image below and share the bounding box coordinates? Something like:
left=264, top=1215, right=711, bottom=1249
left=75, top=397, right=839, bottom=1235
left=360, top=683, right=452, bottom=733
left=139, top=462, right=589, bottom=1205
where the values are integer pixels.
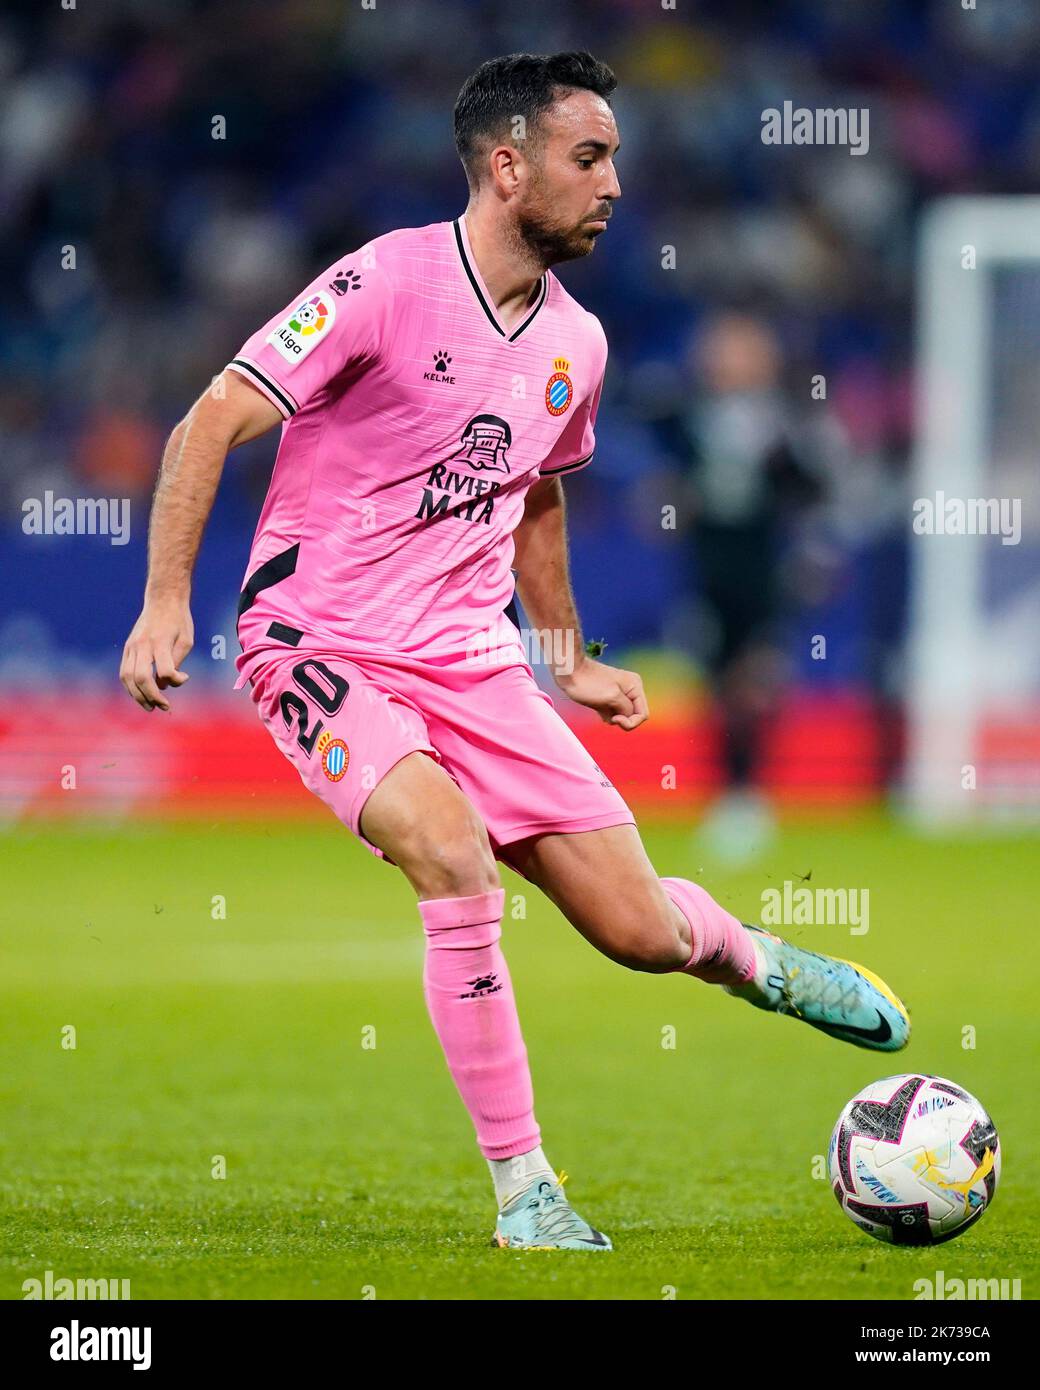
left=2, top=0, right=1038, bottom=828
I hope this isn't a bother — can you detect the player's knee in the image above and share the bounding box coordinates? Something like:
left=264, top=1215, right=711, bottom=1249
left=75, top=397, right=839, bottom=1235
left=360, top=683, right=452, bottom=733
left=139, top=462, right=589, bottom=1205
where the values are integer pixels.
left=401, top=818, right=499, bottom=898
left=426, top=840, right=500, bottom=898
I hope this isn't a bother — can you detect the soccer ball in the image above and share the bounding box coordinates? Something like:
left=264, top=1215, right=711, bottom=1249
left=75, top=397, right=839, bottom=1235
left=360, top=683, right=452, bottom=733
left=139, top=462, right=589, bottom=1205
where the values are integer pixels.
left=829, top=1074, right=999, bottom=1245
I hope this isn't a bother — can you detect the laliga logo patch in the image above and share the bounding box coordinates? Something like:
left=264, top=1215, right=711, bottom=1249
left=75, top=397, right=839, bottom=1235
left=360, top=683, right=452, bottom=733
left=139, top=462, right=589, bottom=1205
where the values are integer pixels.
left=267, top=293, right=336, bottom=366
left=545, top=358, right=574, bottom=416
left=317, top=729, right=349, bottom=782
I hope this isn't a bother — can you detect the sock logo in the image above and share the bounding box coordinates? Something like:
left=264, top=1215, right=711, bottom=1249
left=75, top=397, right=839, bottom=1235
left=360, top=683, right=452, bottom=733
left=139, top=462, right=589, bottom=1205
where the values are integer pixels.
left=459, top=973, right=503, bottom=1000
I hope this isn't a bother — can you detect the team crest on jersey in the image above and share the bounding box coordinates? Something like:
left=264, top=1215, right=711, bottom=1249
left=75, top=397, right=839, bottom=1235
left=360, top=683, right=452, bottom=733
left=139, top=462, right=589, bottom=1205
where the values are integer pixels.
left=267, top=293, right=336, bottom=365
left=450, top=413, right=512, bottom=473
left=545, top=359, right=574, bottom=416
left=317, top=729, right=349, bottom=782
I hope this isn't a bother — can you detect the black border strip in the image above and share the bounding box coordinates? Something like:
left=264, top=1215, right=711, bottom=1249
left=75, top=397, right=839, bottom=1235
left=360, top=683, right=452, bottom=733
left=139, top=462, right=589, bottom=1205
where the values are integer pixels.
left=541, top=451, right=594, bottom=477
left=266, top=621, right=304, bottom=646
left=229, top=358, right=298, bottom=417
left=452, top=219, right=546, bottom=342
left=237, top=542, right=300, bottom=618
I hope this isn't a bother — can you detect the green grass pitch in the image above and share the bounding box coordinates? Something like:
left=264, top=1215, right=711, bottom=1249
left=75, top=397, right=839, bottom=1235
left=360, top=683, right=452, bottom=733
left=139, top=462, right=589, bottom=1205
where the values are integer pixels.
left=1, top=816, right=1036, bottom=1300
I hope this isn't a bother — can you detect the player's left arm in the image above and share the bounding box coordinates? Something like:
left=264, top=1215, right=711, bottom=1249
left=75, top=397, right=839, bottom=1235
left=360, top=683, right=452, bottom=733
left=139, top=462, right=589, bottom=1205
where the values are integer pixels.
left=512, top=476, right=648, bottom=731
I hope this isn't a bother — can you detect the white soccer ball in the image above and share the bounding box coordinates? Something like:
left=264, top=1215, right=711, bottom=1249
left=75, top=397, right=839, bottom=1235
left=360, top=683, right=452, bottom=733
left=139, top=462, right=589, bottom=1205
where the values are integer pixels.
left=828, top=1074, right=1000, bottom=1245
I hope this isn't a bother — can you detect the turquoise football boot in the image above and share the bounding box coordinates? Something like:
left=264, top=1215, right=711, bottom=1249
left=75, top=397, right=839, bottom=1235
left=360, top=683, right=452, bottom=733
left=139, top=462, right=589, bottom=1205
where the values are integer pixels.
left=492, top=1172, right=612, bottom=1251
left=725, top=925, right=911, bottom=1052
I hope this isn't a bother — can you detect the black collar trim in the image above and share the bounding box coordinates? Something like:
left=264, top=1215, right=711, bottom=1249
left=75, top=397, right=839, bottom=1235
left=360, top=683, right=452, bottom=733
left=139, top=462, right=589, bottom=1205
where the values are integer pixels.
left=452, top=219, right=547, bottom=342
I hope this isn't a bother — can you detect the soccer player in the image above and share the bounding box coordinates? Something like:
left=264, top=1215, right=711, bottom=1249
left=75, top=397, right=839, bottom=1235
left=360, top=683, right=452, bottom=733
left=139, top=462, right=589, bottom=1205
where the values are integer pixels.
left=120, top=52, right=910, bottom=1251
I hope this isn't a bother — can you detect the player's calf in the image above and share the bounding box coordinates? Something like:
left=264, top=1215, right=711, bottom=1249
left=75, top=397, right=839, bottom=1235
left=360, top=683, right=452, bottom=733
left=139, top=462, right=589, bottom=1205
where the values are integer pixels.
left=596, top=896, right=693, bottom=974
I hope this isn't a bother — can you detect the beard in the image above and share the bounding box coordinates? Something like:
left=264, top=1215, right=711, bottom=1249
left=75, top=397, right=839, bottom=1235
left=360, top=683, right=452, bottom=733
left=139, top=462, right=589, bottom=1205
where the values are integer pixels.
left=509, top=173, right=600, bottom=268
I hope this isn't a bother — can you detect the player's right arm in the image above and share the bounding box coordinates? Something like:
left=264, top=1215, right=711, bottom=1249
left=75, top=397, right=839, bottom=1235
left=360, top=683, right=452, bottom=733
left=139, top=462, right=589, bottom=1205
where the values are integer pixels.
left=120, top=371, right=282, bottom=711
left=122, top=248, right=395, bottom=710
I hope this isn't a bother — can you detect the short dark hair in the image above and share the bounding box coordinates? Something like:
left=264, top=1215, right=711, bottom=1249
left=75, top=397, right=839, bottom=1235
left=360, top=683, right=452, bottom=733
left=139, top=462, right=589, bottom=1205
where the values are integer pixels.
left=453, top=51, right=618, bottom=192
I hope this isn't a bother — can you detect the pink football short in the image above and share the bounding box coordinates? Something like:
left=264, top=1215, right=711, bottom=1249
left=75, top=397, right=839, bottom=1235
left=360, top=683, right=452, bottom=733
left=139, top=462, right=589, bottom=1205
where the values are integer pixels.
left=245, top=645, right=636, bottom=864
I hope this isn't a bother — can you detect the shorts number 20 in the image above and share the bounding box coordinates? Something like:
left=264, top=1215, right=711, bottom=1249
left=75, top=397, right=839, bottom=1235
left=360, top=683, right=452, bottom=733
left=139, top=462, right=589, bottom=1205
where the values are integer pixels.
left=278, top=659, right=350, bottom=757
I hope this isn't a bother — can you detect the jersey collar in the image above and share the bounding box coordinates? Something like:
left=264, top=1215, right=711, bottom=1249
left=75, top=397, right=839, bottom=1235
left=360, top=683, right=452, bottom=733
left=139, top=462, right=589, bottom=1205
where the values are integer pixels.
left=451, top=215, right=548, bottom=343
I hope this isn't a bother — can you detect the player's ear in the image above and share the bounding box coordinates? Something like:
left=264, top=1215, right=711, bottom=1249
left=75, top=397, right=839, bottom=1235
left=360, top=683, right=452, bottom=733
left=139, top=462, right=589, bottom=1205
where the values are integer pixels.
left=489, top=142, right=523, bottom=194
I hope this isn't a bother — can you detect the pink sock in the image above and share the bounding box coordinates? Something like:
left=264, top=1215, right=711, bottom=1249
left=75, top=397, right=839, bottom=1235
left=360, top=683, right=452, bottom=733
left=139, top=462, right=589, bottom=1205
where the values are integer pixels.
left=659, top=877, right=757, bottom=986
left=418, top=888, right=540, bottom=1161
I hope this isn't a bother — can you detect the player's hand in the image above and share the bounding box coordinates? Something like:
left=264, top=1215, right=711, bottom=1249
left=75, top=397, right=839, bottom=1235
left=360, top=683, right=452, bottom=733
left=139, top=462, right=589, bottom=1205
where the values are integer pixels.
left=120, top=599, right=194, bottom=712
left=554, top=657, right=648, bottom=731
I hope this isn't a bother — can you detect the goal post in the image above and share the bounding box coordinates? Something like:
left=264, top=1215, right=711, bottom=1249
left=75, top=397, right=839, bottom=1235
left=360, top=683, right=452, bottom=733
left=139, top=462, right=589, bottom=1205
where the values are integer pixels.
left=906, top=197, right=1040, bottom=825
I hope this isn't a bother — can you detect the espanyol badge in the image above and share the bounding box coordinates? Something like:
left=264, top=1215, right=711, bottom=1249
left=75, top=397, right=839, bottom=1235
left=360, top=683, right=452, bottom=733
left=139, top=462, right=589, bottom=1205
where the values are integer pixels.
left=317, top=729, right=349, bottom=782
left=545, top=358, right=574, bottom=416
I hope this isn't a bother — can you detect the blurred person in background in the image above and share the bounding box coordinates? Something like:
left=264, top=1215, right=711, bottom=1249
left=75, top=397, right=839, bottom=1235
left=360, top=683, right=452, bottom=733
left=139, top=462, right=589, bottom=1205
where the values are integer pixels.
left=659, top=312, right=826, bottom=861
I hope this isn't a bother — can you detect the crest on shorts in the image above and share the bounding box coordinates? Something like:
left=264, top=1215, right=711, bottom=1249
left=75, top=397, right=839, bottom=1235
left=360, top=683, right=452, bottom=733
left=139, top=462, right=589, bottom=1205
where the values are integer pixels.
left=317, top=730, right=349, bottom=782
left=450, top=413, right=512, bottom=473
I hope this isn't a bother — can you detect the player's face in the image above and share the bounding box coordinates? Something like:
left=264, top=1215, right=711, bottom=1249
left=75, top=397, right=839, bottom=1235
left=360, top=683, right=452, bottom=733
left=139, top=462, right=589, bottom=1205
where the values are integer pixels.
left=514, top=90, right=621, bottom=265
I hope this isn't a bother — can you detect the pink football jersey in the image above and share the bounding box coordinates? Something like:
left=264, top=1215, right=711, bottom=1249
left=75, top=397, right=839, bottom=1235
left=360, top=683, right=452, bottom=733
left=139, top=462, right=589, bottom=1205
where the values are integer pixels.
left=227, top=216, right=607, bottom=682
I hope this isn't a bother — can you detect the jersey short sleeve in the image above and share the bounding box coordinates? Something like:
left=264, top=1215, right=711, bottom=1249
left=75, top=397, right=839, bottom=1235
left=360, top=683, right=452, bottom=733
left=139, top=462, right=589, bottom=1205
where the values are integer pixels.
left=226, top=253, right=394, bottom=418
left=538, top=315, right=607, bottom=477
